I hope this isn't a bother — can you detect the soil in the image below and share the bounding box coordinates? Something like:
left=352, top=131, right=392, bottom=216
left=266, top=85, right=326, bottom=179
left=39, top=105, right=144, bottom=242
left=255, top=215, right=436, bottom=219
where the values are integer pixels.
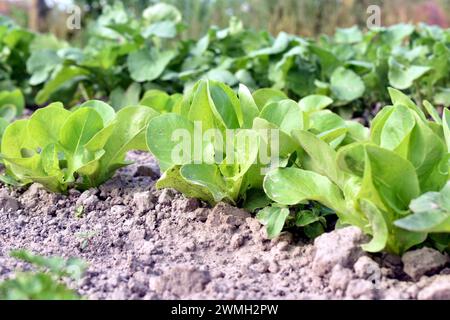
left=0, top=151, right=449, bottom=300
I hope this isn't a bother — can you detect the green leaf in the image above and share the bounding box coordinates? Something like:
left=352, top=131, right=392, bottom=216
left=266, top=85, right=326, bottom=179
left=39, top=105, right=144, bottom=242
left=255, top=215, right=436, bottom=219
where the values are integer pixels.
left=0, top=89, right=24, bottom=117
left=156, top=165, right=215, bottom=205
left=36, top=66, right=89, bottom=105
left=388, top=57, right=431, bottom=90
left=79, top=100, right=116, bottom=125
left=0, top=117, right=8, bottom=145
left=243, top=189, right=271, bottom=212
left=147, top=113, right=195, bottom=171
left=260, top=99, right=304, bottom=134
left=26, top=49, right=61, bottom=85
left=208, top=81, right=241, bottom=129
left=443, top=109, right=450, bottom=152
left=187, top=80, right=220, bottom=132
left=256, top=206, right=290, bottom=239
left=423, top=100, right=442, bottom=125
left=309, top=45, right=340, bottom=77
left=387, top=87, right=426, bottom=120
left=395, top=182, right=450, bottom=233
left=109, top=83, right=142, bottom=110
left=249, top=32, right=290, bottom=57
left=0, top=104, right=16, bottom=122
left=205, top=69, right=238, bottom=86
left=140, top=89, right=181, bottom=113
left=28, top=102, right=70, bottom=146
left=181, top=164, right=232, bottom=204
left=0, top=272, right=81, bottom=300
left=142, top=3, right=182, bottom=24
left=334, top=26, right=363, bottom=44
left=298, top=95, right=333, bottom=113
left=378, top=104, right=416, bottom=152
left=84, top=122, right=116, bottom=152
left=1, top=119, right=33, bottom=158
left=142, top=21, right=177, bottom=38
left=295, top=210, right=321, bottom=227
left=304, top=222, right=325, bottom=238
left=319, top=127, right=348, bottom=146
left=40, top=144, right=62, bottom=178
left=252, top=88, right=287, bottom=110
left=360, top=145, right=421, bottom=213
left=251, top=117, right=298, bottom=158
left=359, top=199, right=389, bottom=252
left=238, top=84, right=259, bottom=129
left=10, top=250, right=87, bottom=279
left=395, top=211, right=450, bottom=233
left=97, top=106, right=158, bottom=182
left=292, top=130, right=345, bottom=188
left=127, top=47, right=176, bottom=82
left=263, top=167, right=346, bottom=214
left=228, top=129, right=260, bottom=180
left=59, top=108, right=104, bottom=178
left=0, top=250, right=86, bottom=300
left=309, top=110, right=347, bottom=148
left=434, top=88, right=450, bottom=107
left=330, top=67, right=365, bottom=102
left=407, top=114, right=447, bottom=192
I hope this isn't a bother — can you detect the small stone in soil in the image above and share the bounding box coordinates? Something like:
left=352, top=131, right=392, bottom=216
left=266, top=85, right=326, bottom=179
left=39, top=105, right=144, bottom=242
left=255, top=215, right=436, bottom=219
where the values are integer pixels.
left=158, top=189, right=175, bottom=205
left=402, top=247, right=449, bottom=280
left=418, top=275, right=450, bottom=300
left=0, top=191, right=20, bottom=212
left=133, top=165, right=159, bottom=179
left=312, top=226, right=366, bottom=276
left=354, top=256, right=381, bottom=282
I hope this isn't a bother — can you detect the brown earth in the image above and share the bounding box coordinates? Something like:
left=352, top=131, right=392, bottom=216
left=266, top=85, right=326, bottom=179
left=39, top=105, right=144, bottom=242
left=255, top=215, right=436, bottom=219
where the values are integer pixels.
left=0, top=151, right=449, bottom=300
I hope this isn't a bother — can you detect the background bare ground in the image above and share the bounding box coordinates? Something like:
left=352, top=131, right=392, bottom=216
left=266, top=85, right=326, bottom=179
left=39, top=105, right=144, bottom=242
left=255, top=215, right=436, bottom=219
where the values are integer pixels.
left=0, top=151, right=449, bottom=300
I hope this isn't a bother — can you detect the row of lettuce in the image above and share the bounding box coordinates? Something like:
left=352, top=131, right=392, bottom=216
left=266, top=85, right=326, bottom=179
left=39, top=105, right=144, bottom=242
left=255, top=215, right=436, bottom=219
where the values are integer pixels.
left=1, top=2, right=450, bottom=114
left=1, top=79, right=449, bottom=254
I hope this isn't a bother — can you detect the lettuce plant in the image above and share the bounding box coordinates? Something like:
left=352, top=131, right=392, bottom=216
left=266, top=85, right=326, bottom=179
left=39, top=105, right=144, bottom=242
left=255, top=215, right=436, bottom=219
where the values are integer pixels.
left=0, top=100, right=157, bottom=192
left=146, top=80, right=367, bottom=207
left=146, top=80, right=282, bottom=205
left=263, top=88, right=450, bottom=254
left=0, top=17, right=35, bottom=96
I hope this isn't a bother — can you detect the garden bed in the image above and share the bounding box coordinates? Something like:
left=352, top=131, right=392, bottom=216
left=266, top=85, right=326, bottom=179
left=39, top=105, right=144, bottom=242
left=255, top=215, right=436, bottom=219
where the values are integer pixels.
left=1, top=151, right=449, bottom=300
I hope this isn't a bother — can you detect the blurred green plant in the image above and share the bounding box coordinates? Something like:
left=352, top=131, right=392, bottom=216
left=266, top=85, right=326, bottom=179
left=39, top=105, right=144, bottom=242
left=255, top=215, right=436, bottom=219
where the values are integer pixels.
left=0, top=89, right=24, bottom=143
left=74, top=0, right=450, bottom=39
left=0, top=250, right=86, bottom=300
left=2, top=2, right=450, bottom=114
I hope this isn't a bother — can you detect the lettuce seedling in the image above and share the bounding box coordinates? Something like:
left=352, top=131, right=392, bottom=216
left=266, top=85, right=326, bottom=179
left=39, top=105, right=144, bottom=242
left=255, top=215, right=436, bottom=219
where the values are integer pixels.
left=147, top=80, right=312, bottom=204
left=0, top=100, right=158, bottom=192
left=147, top=80, right=299, bottom=205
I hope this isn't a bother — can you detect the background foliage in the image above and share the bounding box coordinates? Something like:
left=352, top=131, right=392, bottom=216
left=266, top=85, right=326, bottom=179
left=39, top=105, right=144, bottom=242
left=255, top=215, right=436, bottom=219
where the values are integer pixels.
left=2, top=0, right=450, bottom=40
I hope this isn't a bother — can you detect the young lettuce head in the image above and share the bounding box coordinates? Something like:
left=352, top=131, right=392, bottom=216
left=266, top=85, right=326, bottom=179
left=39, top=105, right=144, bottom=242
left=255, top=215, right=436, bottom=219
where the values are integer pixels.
left=0, top=100, right=158, bottom=192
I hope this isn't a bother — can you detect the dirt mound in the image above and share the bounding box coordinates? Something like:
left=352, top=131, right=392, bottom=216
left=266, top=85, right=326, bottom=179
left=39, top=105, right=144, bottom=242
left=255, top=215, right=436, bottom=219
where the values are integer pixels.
left=0, top=151, right=449, bottom=300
